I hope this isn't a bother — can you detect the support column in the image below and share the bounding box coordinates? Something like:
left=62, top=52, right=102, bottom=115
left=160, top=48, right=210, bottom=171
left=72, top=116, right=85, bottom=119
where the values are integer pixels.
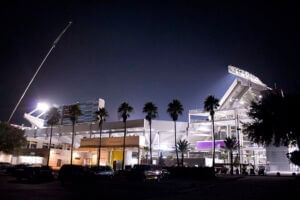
left=138, top=147, right=140, bottom=165
left=235, top=110, right=242, bottom=173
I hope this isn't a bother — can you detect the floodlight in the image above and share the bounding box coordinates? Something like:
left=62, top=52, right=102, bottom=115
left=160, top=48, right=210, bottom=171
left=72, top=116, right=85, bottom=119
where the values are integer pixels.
left=36, top=102, right=50, bottom=112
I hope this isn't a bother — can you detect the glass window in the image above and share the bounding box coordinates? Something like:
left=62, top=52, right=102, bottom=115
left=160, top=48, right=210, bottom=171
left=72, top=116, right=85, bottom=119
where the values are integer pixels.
left=30, top=143, right=37, bottom=149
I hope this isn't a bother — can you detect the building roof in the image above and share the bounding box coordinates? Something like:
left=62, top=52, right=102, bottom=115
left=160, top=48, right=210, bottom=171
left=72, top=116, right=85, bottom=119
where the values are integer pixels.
left=189, top=65, right=270, bottom=114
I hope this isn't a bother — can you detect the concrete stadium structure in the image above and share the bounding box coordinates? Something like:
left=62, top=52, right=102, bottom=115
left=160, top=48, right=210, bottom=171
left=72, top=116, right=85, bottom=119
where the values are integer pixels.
left=2, top=66, right=298, bottom=174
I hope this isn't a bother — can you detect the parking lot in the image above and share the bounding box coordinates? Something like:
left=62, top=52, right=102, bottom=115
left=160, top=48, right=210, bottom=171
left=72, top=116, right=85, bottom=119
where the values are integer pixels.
left=1, top=173, right=299, bottom=200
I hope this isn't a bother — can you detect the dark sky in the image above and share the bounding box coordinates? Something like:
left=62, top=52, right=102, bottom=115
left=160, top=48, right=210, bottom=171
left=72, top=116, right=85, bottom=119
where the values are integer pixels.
left=1, top=1, right=299, bottom=124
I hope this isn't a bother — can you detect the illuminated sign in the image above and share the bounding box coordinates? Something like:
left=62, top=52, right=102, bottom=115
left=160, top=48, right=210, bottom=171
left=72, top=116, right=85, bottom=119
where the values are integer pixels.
left=228, top=65, right=266, bottom=87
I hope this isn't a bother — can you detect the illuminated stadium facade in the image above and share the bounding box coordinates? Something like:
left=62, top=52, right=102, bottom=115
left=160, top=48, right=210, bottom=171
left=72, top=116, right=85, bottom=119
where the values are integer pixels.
left=188, top=65, right=268, bottom=169
left=188, top=65, right=297, bottom=173
left=3, top=66, right=298, bottom=173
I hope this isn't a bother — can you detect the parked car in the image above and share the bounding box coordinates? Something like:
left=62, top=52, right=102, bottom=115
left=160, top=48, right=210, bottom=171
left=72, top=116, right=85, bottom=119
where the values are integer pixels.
left=9, top=164, right=30, bottom=176
left=0, top=162, right=12, bottom=174
left=13, top=165, right=54, bottom=182
left=89, top=166, right=114, bottom=180
left=39, top=166, right=54, bottom=180
left=161, top=168, right=170, bottom=179
left=58, top=164, right=90, bottom=185
left=129, top=164, right=165, bottom=182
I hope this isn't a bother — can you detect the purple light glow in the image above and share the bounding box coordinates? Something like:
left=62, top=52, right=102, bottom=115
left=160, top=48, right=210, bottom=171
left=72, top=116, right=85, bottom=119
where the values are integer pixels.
left=196, top=140, right=225, bottom=150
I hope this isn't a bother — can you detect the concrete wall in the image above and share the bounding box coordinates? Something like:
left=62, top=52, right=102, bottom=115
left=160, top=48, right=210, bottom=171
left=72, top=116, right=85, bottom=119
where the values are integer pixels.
left=0, top=152, right=12, bottom=163
left=266, top=145, right=290, bottom=172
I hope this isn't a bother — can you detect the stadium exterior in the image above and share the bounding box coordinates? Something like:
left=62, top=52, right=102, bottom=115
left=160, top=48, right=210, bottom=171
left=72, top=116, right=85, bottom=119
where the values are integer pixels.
left=3, top=66, right=298, bottom=173
left=15, top=118, right=188, bottom=170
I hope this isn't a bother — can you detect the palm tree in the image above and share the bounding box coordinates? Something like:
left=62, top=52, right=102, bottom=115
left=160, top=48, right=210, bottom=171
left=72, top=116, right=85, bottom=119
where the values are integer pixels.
left=95, top=108, right=109, bottom=166
left=46, top=107, right=61, bottom=166
left=143, top=102, right=158, bottom=164
left=223, top=136, right=238, bottom=175
left=68, top=104, right=82, bottom=165
left=177, top=139, right=189, bottom=167
left=118, top=102, right=133, bottom=170
left=204, top=95, right=219, bottom=170
left=143, top=146, right=149, bottom=164
left=167, top=99, right=184, bottom=167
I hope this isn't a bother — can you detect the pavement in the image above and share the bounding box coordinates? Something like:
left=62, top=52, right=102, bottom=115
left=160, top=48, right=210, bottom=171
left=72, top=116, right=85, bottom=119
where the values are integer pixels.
left=0, top=174, right=299, bottom=200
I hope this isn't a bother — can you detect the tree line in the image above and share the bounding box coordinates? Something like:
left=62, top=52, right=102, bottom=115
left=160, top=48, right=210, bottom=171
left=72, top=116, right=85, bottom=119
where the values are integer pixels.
left=243, top=90, right=300, bottom=167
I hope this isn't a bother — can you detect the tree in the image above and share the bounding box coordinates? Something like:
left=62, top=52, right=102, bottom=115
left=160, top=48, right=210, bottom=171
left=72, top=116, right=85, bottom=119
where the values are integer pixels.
left=287, top=151, right=300, bottom=166
left=95, top=108, right=109, bottom=166
left=177, top=139, right=189, bottom=167
left=158, top=152, right=165, bottom=166
left=118, top=102, right=133, bottom=170
left=67, top=104, right=82, bottom=165
left=0, top=122, right=26, bottom=154
left=204, top=95, right=219, bottom=170
left=223, top=136, right=238, bottom=175
left=243, top=90, right=300, bottom=147
left=46, top=107, right=61, bottom=166
left=167, top=99, right=184, bottom=167
left=143, top=146, right=149, bottom=164
left=143, top=102, right=158, bottom=164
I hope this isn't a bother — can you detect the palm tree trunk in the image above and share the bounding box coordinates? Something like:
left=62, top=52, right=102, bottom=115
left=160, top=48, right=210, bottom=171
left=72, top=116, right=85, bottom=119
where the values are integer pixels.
left=181, top=152, right=184, bottom=167
left=97, top=121, right=102, bottom=167
left=174, top=121, right=179, bottom=167
left=212, top=115, right=215, bottom=170
left=149, top=121, right=152, bottom=164
left=122, top=121, right=127, bottom=170
left=70, top=123, right=75, bottom=165
left=230, top=150, right=233, bottom=175
left=47, top=125, right=53, bottom=166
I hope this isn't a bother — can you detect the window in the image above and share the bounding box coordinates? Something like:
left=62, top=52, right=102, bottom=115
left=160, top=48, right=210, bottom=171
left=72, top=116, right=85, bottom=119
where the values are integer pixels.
left=30, top=143, right=37, bottom=149
left=57, top=159, right=62, bottom=167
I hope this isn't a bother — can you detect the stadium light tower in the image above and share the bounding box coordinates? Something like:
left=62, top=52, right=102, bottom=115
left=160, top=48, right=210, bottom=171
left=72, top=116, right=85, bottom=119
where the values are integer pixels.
left=24, top=102, right=50, bottom=128
left=8, top=21, right=72, bottom=123
left=36, top=102, right=50, bottom=112
left=36, top=102, right=50, bottom=116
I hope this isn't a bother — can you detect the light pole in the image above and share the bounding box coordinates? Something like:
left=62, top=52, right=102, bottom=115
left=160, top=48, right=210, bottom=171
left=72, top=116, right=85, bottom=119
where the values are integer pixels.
left=8, top=21, right=72, bottom=123
left=236, top=111, right=242, bottom=174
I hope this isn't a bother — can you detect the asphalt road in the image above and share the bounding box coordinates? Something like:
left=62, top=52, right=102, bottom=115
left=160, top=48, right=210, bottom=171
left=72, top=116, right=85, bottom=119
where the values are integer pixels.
left=0, top=174, right=299, bottom=200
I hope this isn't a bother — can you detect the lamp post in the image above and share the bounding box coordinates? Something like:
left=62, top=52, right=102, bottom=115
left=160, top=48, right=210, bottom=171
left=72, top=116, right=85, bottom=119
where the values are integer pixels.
left=236, top=113, right=242, bottom=174
left=231, top=97, right=243, bottom=174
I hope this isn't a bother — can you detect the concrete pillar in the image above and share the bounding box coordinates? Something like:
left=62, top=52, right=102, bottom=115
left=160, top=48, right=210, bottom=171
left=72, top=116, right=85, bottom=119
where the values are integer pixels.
left=125, top=150, right=132, bottom=166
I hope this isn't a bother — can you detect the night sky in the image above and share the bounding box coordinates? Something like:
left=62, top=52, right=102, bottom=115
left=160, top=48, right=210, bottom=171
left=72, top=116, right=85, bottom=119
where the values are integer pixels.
left=1, top=1, right=299, bottom=124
